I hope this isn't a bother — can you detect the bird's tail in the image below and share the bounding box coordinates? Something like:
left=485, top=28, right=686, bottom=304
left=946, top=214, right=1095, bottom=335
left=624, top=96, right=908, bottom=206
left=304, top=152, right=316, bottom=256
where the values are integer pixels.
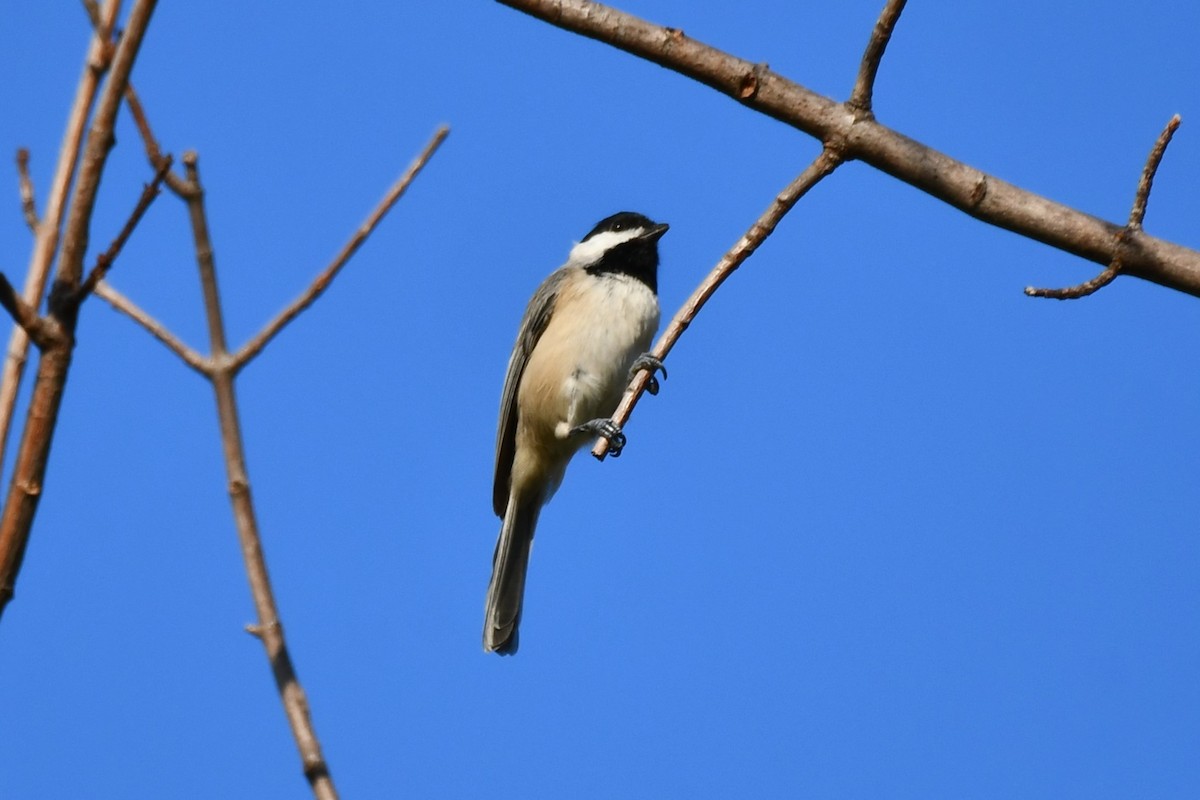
left=483, top=496, right=540, bottom=654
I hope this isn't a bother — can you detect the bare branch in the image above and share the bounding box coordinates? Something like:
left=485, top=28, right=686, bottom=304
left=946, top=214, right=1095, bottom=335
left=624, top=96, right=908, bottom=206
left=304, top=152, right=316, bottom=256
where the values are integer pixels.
left=593, top=147, right=844, bottom=459
left=1026, top=115, right=1183, bottom=300
left=229, top=125, right=450, bottom=371
left=16, top=149, right=38, bottom=231
left=496, top=0, right=1200, bottom=298
left=81, top=0, right=192, bottom=197
left=0, top=0, right=122, bottom=472
left=93, top=281, right=210, bottom=375
left=78, top=157, right=172, bottom=300
left=847, top=0, right=908, bottom=116
left=181, top=153, right=338, bottom=800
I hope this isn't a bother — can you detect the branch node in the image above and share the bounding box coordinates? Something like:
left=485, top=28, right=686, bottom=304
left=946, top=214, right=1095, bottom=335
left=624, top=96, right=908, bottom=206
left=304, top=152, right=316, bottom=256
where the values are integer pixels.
left=738, top=63, right=767, bottom=101
left=245, top=618, right=282, bottom=639
left=1026, top=114, right=1181, bottom=301
left=969, top=175, right=989, bottom=209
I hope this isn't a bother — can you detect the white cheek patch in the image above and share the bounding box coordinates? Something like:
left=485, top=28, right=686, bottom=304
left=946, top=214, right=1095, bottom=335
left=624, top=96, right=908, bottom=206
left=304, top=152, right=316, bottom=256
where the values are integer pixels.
left=566, top=228, right=645, bottom=267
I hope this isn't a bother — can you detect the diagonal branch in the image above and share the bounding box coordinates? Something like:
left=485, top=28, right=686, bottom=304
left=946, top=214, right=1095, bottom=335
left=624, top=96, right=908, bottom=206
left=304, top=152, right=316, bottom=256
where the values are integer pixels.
left=593, top=147, right=844, bottom=459
left=93, top=281, right=210, bottom=375
left=0, top=0, right=122, bottom=476
left=847, top=0, right=908, bottom=116
left=81, top=0, right=192, bottom=197
left=229, top=125, right=449, bottom=372
left=1025, top=115, right=1182, bottom=300
left=77, top=156, right=172, bottom=300
left=496, top=0, right=1200, bottom=298
left=16, top=149, right=38, bottom=231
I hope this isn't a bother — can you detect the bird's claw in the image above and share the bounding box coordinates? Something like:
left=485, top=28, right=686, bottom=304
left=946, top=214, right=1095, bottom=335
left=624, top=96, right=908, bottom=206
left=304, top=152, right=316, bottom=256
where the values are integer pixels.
left=573, top=418, right=627, bottom=458
left=629, top=353, right=667, bottom=396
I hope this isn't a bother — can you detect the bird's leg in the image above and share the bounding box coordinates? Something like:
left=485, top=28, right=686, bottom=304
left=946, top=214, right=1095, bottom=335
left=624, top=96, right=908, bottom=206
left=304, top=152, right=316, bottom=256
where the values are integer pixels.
left=628, top=353, right=667, bottom=396
left=571, top=418, right=627, bottom=457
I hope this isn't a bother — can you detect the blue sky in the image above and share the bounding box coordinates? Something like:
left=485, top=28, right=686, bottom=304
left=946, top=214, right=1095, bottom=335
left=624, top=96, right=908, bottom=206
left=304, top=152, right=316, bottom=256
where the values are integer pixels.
left=2, top=1, right=1198, bottom=797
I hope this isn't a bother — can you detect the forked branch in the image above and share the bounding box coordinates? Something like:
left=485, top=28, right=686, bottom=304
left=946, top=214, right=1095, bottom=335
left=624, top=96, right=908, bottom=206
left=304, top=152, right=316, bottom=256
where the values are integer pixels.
left=99, top=129, right=449, bottom=800
left=1026, top=115, right=1182, bottom=300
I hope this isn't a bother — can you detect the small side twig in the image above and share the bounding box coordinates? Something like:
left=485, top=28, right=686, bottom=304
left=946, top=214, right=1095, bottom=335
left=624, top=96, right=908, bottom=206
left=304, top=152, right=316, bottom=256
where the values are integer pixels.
left=847, top=0, right=908, bottom=117
left=77, top=156, right=172, bottom=300
left=1026, top=114, right=1182, bottom=300
left=16, top=149, right=38, bottom=231
left=82, top=0, right=192, bottom=197
left=592, top=146, right=844, bottom=459
left=228, top=125, right=449, bottom=371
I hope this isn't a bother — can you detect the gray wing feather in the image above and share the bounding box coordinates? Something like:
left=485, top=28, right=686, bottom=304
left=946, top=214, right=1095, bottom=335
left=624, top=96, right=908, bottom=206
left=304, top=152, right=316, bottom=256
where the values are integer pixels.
left=492, top=267, right=572, bottom=517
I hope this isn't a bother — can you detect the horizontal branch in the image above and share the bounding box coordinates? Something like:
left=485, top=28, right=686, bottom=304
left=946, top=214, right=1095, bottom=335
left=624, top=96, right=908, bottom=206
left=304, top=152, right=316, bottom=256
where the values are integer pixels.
left=497, top=0, right=1200, bottom=298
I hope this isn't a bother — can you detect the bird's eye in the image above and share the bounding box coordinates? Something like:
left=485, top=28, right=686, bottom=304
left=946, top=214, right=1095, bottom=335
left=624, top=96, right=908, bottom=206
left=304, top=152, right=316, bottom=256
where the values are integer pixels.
left=612, top=222, right=625, bottom=231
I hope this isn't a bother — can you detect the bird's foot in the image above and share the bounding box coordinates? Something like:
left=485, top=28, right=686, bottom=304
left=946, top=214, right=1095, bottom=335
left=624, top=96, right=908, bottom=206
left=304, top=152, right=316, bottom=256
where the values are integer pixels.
left=571, top=418, right=627, bottom=458
left=629, top=353, right=667, bottom=396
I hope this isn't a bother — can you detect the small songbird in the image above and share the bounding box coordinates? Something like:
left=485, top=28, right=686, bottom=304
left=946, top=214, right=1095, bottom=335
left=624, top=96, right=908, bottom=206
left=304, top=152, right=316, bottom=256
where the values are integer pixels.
left=484, top=211, right=669, bottom=654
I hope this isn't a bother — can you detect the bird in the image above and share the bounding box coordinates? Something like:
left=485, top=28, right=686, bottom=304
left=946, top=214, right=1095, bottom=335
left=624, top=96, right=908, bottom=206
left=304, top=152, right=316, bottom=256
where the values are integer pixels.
left=484, top=211, right=669, bottom=655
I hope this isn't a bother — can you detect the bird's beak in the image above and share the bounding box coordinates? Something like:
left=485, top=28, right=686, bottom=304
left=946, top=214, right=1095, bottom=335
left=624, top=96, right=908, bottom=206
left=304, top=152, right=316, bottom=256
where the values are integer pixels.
left=641, top=222, right=669, bottom=242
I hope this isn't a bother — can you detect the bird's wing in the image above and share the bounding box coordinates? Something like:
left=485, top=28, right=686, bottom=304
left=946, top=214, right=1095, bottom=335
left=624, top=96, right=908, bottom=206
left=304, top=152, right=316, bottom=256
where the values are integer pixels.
left=493, top=266, right=571, bottom=517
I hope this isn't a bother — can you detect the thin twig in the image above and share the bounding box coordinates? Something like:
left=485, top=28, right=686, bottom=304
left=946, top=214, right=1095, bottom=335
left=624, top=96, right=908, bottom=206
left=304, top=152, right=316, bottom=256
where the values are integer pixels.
left=181, top=153, right=339, bottom=800
left=847, top=0, right=908, bottom=116
left=16, top=149, right=38, bottom=231
left=78, top=157, right=172, bottom=299
left=93, top=281, right=210, bottom=375
left=496, top=0, right=1200, bottom=298
left=593, top=147, right=844, bottom=458
left=1128, top=114, right=1181, bottom=229
left=229, top=125, right=449, bottom=371
left=81, top=0, right=192, bottom=196
left=1026, top=115, right=1182, bottom=300
left=0, top=0, right=121, bottom=474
